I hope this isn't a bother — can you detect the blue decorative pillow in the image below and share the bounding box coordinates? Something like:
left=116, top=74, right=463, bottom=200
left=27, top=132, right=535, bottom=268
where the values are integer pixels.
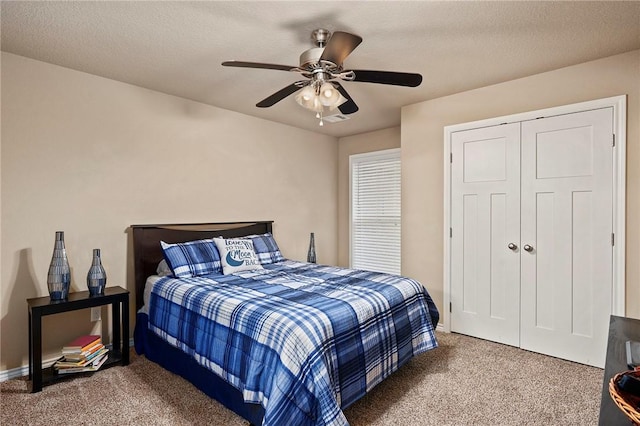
left=160, top=238, right=222, bottom=278
left=247, top=233, right=285, bottom=265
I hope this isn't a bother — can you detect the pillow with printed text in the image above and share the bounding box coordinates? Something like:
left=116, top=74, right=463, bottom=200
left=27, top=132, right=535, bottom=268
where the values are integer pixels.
left=213, top=237, right=264, bottom=274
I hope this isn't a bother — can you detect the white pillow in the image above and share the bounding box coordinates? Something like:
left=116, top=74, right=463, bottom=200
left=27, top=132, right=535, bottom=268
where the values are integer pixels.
left=156, top=259, right=172, bottom=276
left=213, top=237, right=264, bottom=274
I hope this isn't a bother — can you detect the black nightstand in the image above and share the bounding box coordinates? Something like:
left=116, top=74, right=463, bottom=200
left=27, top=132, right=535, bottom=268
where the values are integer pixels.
left=27, top=286, right=130, bottom=393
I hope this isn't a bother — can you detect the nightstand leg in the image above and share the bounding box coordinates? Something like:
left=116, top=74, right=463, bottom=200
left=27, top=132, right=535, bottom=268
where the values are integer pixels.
left=112, top=301, right=121, bottom=358
left=122, top=296, right=129, bottom=365
left=31, top=311, right=43, bottom=393
left=28, top=311, right=32, bottom=380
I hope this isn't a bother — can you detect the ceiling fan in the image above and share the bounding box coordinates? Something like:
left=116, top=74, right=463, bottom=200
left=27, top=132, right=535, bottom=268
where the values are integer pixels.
left=222, top=29, right=422, bottom=125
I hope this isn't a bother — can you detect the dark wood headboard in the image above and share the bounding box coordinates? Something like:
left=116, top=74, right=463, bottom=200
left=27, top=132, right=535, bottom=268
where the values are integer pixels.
left=130, top=221, right=273, bottom=311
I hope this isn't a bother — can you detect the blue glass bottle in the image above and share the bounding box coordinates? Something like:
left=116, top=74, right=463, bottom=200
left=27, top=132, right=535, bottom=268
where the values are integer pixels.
left=87, top=248, right=107, bottom=296
left=307, top=232, right=317, bottom=264
left=47, top=231, right=71, bottom=300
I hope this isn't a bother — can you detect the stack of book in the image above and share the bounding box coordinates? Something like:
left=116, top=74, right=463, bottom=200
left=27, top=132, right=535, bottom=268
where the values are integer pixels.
left=53, top=334, right=109, bottom=374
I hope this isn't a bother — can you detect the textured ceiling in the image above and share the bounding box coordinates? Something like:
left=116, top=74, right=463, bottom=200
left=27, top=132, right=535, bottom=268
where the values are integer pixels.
left=2, top=1, right=639, bottom=137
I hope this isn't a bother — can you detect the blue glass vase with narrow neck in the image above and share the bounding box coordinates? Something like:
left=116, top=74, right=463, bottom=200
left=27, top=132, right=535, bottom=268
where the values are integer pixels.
left=307, top=232, right=317, bottom=264
left=47, top=231, right=71, bottom=301
left=87, top=248, right=107, bottom=296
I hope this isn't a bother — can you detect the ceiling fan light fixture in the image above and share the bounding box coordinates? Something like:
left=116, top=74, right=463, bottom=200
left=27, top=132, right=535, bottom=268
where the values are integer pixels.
left=300, top=85, right=315, bottom=101
left=295, top=87, right=324, bottom=113
left=295, top=81, right=347, bottom=125
left=294, top=86, right=316, bottom=110
left=319, top=82, right=340, bottom=107
left=311, top=96, right=323, bottom=112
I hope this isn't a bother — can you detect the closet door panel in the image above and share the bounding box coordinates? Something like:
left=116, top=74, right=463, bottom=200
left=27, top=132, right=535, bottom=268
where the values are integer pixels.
left=450, top=123, right=521, bottom=346
left=520, top=108, right=613, bottom=367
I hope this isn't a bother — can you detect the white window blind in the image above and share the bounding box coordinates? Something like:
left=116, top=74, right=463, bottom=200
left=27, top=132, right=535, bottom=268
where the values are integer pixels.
left=350, top=149, right=401, bottom=275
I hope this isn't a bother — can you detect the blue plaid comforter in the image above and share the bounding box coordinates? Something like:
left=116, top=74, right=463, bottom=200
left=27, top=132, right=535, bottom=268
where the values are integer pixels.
left=147, top=260, right=439, bottom=426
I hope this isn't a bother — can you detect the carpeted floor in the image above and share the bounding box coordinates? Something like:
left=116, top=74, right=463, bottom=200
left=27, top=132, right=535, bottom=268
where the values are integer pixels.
left=1, top=332, right=604, bottom=425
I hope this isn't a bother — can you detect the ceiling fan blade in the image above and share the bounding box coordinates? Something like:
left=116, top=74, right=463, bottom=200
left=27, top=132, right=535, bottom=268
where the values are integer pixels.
left=222, top=61, right=297, bottom=72
left=256, top=82, right=305, bottom=108
left=320, top=32, right=363, bottom=66
left=349, top=69, right=423, bottom=87
left=333, top=82, right=359, bottom=115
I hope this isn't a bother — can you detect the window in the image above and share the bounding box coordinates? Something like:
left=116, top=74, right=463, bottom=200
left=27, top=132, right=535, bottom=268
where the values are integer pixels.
left=350, top=149, right=401, bottom=274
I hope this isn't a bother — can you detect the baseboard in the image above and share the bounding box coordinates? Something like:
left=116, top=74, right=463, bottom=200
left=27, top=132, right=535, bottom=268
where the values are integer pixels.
left=0, top=337, right=135, bottom=383
left=436, top=323, right=445, bottom=332
left=0, top=355, right=59, bottom=382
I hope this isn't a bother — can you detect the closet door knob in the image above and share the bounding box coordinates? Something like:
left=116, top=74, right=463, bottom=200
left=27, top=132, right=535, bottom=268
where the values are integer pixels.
left=508, top=243, right=518, bottom=251
left=523, top=244, right=534, bottom=252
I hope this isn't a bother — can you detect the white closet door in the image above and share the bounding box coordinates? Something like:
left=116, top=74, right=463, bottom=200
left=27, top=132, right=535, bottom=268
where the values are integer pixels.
left=450, top=123, right=521, bottom=346
left=520, top=108, right=613, bottom=367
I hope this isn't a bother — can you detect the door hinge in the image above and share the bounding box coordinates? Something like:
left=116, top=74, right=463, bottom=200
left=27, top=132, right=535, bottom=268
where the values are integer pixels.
left=612, top=134, right=616, bottom=147
left=612, top=233, right=615, bottom=246
left=450, top=228, right=453, bottom=238
left=449, top=302, right=452, bottom=313
left=450, top=152, right=453, bottom=163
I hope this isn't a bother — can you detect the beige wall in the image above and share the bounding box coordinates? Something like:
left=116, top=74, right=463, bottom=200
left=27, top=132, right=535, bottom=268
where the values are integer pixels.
left=402, top=49, right=640, bottom=322
left=337, top=127, right=401, bottom=267
left=0, top=53, right=339, bottom=370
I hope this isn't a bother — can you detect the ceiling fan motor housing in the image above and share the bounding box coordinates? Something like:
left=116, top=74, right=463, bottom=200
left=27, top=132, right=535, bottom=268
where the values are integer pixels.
left=299, top=47, right=326, bottom=69
left=300, top=29, right=340, bottom=73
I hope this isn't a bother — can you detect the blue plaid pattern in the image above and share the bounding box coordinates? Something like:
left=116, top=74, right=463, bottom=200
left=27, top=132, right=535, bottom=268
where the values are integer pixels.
left=160, top=239, right=222, bottom=277
left=148, top=260, right=438, bottom=426
left=247, top=233, right=285, bottom=264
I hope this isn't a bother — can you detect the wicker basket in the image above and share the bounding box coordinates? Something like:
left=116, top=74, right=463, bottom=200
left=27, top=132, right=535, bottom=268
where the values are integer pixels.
left=609, top=370, right=640, bottom=425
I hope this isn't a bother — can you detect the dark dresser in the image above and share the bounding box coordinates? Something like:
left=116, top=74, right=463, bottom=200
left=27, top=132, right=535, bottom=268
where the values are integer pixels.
left=599, top=315, right=640, bottom=425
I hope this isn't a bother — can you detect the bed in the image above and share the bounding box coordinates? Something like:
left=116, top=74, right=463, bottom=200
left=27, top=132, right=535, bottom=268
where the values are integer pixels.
left=132, top=221, right=439, bottom=426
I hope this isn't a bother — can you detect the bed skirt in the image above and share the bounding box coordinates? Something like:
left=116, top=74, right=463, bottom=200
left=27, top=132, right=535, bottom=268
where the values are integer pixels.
left=134, top=312, right=265, bottom=425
